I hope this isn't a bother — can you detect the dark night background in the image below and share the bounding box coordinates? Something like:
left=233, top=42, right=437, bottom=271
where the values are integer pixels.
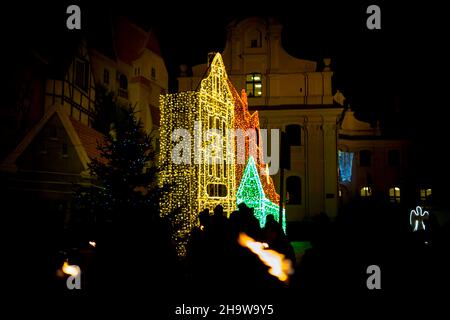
left=2, top=0, right=448, bottom=199
left=0, top=0, right=449, bottom=311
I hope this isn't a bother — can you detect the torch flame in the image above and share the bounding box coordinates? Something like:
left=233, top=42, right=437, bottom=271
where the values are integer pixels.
left=238, top=233, right=293, bottom=282
left=62, top=261, right=80, bottom=277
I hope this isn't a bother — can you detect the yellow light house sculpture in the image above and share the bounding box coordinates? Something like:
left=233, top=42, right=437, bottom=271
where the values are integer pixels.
left=159, top=53, right=235, bottom=253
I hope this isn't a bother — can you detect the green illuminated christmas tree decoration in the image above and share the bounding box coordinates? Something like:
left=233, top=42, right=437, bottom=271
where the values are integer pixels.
left=236, top=156, right=286, bottom=233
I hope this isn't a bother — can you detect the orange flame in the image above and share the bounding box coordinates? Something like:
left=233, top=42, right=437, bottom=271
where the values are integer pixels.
left=238, top=233, right=293, bottom=282
left=62, top=261, right=80, bottom=277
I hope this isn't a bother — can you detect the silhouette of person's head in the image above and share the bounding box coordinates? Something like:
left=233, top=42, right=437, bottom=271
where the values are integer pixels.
left=266, top=214, right=276, bottom=224
left=238, top=202, right=249, bottom=212
left=199, top=210, right=210, bottom=227
left=214, top=205, right=224, bottom=217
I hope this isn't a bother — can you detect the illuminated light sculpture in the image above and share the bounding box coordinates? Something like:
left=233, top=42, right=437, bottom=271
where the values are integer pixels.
left=236, top=156, right=286, bottom=233
left=159, top=53, right=236, bottom=254
left=410, top=206, right=429, bottom=232
left=160, top=53, right=285, bottom=254
left=338, top=150, right=354, bottom=183
left=230, top=86, right=280, bottom=205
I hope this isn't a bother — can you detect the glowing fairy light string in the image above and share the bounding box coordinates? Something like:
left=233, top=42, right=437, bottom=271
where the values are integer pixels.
left=159, top=54, right=236, bottom=254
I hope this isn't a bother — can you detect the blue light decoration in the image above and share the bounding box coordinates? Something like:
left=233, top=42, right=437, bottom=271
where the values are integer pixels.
left=236, top=156, right=286, bottom=233
left=338, top=150, right=354, bottom=183
left=410, top=206, right=429, bottom=231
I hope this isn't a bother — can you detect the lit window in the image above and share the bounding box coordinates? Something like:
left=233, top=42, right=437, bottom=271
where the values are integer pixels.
left=420, top=188, right=432, bottom=203
left=246, top=73, right=262, bottom=97
left=360, top=186, right=372, bottom=197
left=389, top=187, right=401, bottom=203
left=103, top=69, right=109, bottom=84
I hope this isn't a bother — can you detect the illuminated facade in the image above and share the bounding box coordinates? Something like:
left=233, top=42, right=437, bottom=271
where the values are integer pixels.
left=159, top=54, right=236, bottom=251
left=230, top=85, right=280, bottom=206
left=90, top=17, right=168, bottom=134
left=338, top=108, right=411, bottom=204
left=160, top=53, right=288, bottom=252
left=179, top=17, right=344, bottom=222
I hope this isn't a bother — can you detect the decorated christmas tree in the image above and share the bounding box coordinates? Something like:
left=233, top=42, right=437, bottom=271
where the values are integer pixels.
left=74, top=105, right=163, bottom=231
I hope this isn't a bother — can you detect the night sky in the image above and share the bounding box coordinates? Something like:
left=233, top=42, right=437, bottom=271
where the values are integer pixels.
left=2, top=1, right=448, bottom=183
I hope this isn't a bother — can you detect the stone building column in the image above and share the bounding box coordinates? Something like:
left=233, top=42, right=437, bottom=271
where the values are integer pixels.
left=323, top=121, right=339, bottom=218
left=305, top=119, right=324, bottom=218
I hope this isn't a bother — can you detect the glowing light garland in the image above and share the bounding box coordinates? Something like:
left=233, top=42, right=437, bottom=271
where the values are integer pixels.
left=236, top=156, right=286, bottom=233
left=230, top=85, right=280, bottom=205
left=159, top=53, right=286, bottom=254
left=338, top=150, right=353, bottom=183
left=159, top=54, right=236, bottom=254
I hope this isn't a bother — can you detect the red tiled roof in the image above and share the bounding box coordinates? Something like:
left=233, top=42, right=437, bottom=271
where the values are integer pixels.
left=70, top=118, right=106, bottom=163
left=114, top=17, right=162, bottom=65
left=145, top=30, right=162, bottom=56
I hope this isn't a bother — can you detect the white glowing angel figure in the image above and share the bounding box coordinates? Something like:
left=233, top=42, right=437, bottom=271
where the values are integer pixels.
left=410, top=206, right=429, bottom=232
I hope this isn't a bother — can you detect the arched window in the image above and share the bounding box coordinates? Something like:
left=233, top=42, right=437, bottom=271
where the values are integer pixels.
left=286, top=124, right=302, bottom=146
left=286, top=176, right=301, bottom=204
left=389, top=187, right=401, bottom=203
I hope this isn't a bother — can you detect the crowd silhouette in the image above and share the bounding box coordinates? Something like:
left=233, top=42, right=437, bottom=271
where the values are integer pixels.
left=10, top=191, right=449, bottom=314
left=185, top=203, right=294, bottom=297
